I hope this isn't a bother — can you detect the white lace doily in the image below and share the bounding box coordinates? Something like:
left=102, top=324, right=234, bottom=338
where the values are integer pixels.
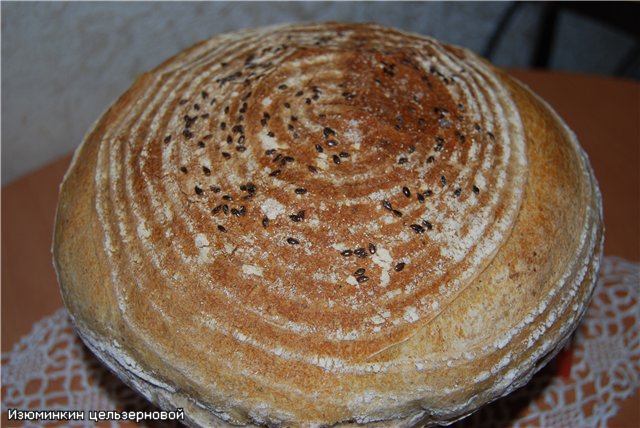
left=3, top=256, right=639, bottom=427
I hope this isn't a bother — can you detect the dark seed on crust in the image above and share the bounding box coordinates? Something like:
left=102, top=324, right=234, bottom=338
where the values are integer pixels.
left=356, top=276, right=369, bottom=283
left=217, top=225, right=227, bottom=233
left=341, top=249, right=353, bottom=257
left=354, top=268, right=366, bottom=276
left=262, top=216, right=269, bottom=228
left=392, top=209, right=403, bottom=218
left=402, top=186, right=411, bottom=197
left=410, top=224, right=425, bottom=234
left=369, top=243, right=376, bottom=254
left=287, top=237, right=300, bottom=245
left=354, top=248, right=367, bottom=258
left=323, top=127, right=336, bottom=137
left=395, top=262, right=405, bottom=272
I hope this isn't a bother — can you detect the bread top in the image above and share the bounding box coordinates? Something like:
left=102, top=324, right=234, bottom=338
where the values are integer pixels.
left=53, top=23, right=603, bottom=426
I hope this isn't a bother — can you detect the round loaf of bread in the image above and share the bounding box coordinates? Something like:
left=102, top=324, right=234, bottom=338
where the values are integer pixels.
left=53, top=22, right=603, bottom=427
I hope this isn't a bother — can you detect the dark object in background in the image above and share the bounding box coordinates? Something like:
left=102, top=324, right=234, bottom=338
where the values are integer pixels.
left=485, top=1, right=640, bottom=77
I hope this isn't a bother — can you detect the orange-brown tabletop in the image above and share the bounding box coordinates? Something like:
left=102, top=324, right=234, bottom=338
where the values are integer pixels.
left=2, top=70, right=639, bottom=427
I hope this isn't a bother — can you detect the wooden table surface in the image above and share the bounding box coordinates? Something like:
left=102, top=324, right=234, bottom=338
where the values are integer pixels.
left=2, top=69, right=639, bottom=426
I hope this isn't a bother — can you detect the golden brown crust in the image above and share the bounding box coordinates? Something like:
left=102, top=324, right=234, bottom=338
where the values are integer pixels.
left=53, top=23, right=603, bottom=427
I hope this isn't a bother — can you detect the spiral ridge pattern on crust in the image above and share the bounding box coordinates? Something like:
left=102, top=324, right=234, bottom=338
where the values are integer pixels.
left=92, top=24, right=526, bottom=364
